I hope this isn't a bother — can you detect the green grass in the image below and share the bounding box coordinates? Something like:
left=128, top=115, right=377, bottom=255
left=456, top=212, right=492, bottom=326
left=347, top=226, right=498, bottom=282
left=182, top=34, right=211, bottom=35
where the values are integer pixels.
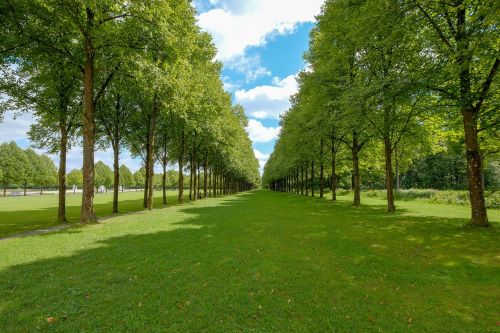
left=0, top=191, right=188, bottom=238
left=0, top=190, right=499, bottom=332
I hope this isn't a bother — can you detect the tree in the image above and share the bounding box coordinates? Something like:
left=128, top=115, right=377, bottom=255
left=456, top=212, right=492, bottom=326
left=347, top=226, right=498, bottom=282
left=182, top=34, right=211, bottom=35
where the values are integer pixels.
left=119, top=165, right=134, bottom=191
left=412, top=0, right=498, bottom=227
left=0, top=142, right=28, bottom=196
left=94, top=161, right=113, bottom=193
left=133, top=167, right=146, bottom=191
left=67, top=169, right=83, bottom=194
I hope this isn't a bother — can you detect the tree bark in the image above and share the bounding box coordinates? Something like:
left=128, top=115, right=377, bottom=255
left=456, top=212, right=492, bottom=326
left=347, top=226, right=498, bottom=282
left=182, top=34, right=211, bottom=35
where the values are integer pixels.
left=112, top=140, right=120, bottom=214
left=305, top=163, right=309, bottom=196
left=320, top=139, right=324, bottom=198
left=80, top=13, right=97, bottom=223
left=352, top=133, right=361, bottom=207
left=203, top=156, right=208, bottom=198
left=162, top=158, right=167, bottom=206
left=146, top=92, right=159, bottom=211
left=395, top=146, right=400, bottom=191
left=455, top=5, right=489, bottom=227
left=311, top=161, right=315, bottom=197
left=331, top=141, right=337, bottom=202
left=463, top=110, right=489, bottom=226
left=178, top=130, right=184, bottom=204
left=58, top=120, right=68, bottom=222
left=384, top=136, right=396, bottom=213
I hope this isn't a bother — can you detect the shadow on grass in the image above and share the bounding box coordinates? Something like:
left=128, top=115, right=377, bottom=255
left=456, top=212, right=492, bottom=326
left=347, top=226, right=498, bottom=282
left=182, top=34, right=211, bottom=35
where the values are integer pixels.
left=0, top=194, right=192, bottom=238
left=0, top=191, right=498, bottom=332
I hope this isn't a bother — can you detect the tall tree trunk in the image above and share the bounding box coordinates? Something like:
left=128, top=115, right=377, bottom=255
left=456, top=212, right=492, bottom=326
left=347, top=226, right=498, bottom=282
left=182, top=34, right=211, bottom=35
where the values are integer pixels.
left=162, top=158, right=167, bottom=206
left=146, top=92, right=159, bottom=211
left=301, top=165, right=304, bottom=195
left=112, top=140, right=120, bottom=214
left=456, top=6, right=489, bottom=227
left=352, top=133, right=361, bottom=207
left=208, top=166, right=212, bottom=197
left=197, top=164, right=201, bottom=199
left=204, top=157, right=208, bottom=198
left=58, top=120, right=68, bottom=222
left=319, top=139, right=324, bottom=198
left=463, top=110, right=489, bottom=226
left=331, top=140, right=337, bottom=202
left=143, top=156, right=149, bottom=209
left=311, top=161, right=315, bottom=197
left=178, top=130, right=184, bottom=204
left=80, top=20, right=97, bottom=224
left=384, top=136, right=396, bottom=213
left=395, top=146, right=400, bottom=191
left=189, top=154, right=193, bottom=201
left=305, top=163, right=309, bottom=196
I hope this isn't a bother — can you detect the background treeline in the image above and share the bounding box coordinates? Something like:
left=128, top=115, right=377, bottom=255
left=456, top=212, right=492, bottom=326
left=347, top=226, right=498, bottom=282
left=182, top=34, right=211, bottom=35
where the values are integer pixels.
left=263, top=0, right=498, bottom=228
left=0, top=0, right=260, bottom=223
left=0, top=141, right=57, bottom=195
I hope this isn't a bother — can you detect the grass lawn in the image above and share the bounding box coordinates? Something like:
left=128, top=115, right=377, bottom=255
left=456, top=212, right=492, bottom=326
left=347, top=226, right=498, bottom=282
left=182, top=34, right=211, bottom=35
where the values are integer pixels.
left=0, top=191, right=189, bottom=238
left=0, top=190, right=499, bottom=332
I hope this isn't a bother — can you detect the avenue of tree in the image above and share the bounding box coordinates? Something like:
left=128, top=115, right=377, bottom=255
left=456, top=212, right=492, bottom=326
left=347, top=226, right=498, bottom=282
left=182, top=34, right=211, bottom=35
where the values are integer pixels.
left=263, top=0, right=498, bottom=228
left=0, top=0, right=260, bottom=223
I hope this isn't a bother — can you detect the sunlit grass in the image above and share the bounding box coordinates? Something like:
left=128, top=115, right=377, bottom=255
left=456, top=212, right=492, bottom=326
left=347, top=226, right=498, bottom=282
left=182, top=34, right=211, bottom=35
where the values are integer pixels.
left=0, top=191, right=187, bottom=237
left=0, top=190, right=498, bottom=332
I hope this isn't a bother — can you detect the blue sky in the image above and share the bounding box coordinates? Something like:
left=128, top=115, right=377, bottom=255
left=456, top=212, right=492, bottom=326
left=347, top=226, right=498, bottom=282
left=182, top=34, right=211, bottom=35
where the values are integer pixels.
left=195, top=0, right=323, bottom=171
left=0, top=0, right=323, bottom=173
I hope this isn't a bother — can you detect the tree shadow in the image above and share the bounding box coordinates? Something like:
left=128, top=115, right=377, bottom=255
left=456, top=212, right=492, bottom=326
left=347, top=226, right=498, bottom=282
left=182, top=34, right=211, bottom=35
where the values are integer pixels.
left=0, top=191, right=498, bottom=332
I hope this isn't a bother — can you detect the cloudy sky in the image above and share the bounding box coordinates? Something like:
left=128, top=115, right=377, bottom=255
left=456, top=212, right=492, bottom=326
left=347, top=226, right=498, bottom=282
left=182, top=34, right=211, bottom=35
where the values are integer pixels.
left=0, top=0, right=323, bottom=173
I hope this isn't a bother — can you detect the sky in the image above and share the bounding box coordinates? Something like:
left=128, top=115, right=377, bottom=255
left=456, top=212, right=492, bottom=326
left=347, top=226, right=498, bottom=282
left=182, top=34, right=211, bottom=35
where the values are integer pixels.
left=0, top=0, right=323, bottom=174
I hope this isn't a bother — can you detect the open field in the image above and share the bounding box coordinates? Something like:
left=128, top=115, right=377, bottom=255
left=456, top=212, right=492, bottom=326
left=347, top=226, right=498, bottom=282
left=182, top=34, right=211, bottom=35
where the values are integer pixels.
left=0, top=191, right=188, bottom=238
left=0, top=190, right=498, bottom=332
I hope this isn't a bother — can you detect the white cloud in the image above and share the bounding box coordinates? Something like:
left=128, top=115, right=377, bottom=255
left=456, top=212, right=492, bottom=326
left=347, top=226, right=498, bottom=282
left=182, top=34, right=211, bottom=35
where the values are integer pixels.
left=235, top=75, right=298, bottom=120
left=0, top=111, right=34, bottom=142
left=197, top=0, right=323, bottom=61
left=246, top=119, right=281, bottom=143
left=226, top=54, right=271, bottom=82
left=253, top=148, right=270, bottom=172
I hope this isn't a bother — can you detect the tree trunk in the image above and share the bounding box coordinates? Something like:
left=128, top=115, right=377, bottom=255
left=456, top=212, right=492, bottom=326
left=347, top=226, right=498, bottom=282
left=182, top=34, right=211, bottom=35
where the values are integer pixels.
left=178, top=130, right=184, bottom=204
left=204, top=157, right=208, bottom=198
left=319, top=139, right=324, bottom=198
left=384, top=136, right=396, bottom=213
left=395, top=146, right=400, bottom=191
left=455, top=5, right=489, bottom=227
left=146, top=92, right=159, bottom=211
left=57, top=123, right=68, bottom=222
left=197, top=164, right=201, bottom=199
left=305, top=163, right=309, bottom=196
left=331, top=141, right=337, bottom=202
left=162, top=158, right=167, bottom=206
left=311, top=161, right=315, bottom=197
left=352, top=133, right=361, bottom=207
left=463, top=110, right=489, bottom=226
left=189, top=157, right=193, bottom=201
left=301, top=165, right=304, bottom=195
left=143, top=156, right=149, bottom=209
left=112, top=141, right=120, bottom=214
left=80, top=21, right=97, bottom=224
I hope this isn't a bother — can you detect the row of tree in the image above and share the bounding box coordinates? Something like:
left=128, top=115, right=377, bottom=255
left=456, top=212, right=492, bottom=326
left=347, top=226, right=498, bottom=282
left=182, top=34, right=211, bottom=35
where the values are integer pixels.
left=0, top=141, right=57, bottom=195
left=1, top=0, right=260, bottom=223
left=263, top=0, right=498, bottom=227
